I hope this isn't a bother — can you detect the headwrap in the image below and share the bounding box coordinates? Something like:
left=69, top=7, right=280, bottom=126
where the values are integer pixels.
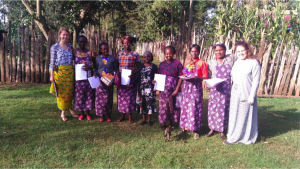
left=121, top=35, right=133, bottom=44
left=212, top=42, right=226, bottom=51
left=143, top=51, right=153, bottom=62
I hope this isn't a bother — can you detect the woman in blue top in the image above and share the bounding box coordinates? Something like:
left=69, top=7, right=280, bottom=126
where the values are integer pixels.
left=94, top=42, right=118, bottom=122
left=49, top=27, right=79, bottom=121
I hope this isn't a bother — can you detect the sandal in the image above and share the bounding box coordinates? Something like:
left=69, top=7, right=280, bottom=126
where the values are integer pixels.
left=194, top=133, right=200, bottom=140
left=117, top=116, right=125, bottom=122
left=86, top=114, right=92, bottom=120
left=71, top=112, right=79, bottom=118
left=78, top=115, right=85, bottom=120
left=205, top=132, right=214, bottom=137
left=178, top=130, right=186, bottom=135
left=107, top=118, right=112, bottom=123
left=223, top=141, right=236, bottom=145
left=147, top=121, right=153, bottom=126
left=140, top=121, right=146, bottom=125
left=128, top=119, right=134, bottom=124
left=99, top=117, right=104, bottom=122
left=61, top=115, right=68, bottom=122
left=220, top=134, right=226, bottom=140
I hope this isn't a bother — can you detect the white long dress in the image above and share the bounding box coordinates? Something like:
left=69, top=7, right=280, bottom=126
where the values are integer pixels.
left=226, top=59, right=261, bottom=145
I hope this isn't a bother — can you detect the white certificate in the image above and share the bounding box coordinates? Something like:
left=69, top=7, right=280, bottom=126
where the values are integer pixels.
left=203, top=78, right=226, bottom=88
left=154, top=74, right=166, bottom=91
left=75, top=64, right=87, bottom=81
left=88, top=76, right=100, bottom=89
left=121, top=69, right=132, bottom=85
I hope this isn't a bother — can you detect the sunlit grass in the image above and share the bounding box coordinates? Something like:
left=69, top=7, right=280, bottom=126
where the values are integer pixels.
left=0, top=83, right=299, bottom=168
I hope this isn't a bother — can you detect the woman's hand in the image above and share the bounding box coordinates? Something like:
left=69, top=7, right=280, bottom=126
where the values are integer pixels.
left=126, top=84, right=133, bottom=88
left=82, top=64, right=90, bottom=71
left=152, top=80, right=156, bottom=85
left=93, top=73, right=97, bottom=77
left=50, top=75, right=54, bottom=82
left=156, top=90, right=160, bottom=96
left=172, top=89, right=179, bottom=96
left=248, top=102, right=253, bottom=105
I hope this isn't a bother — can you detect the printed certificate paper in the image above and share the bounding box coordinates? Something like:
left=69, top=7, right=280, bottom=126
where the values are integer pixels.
left=121, top=69, right=132, bottom=85
left=154, top=74, right=166, bottom=91
left=75, top=64, right=87, bottom=81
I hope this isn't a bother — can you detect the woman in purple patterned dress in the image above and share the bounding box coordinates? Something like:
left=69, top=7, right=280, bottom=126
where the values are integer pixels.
left=117, top=36, right=141, bottom=124
left=74, top=35, right=95, bottom=120
left=206, top=42, right=235, bottom=139
left=153, top=46, right=183, bottom=129
left=178, top=44, right=208, bottom=139
left=137, top=51, right=158, bottom=126
left=94, top=42, right=117, bottom=122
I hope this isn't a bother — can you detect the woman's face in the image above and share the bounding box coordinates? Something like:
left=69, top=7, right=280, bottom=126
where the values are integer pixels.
left=143, top=54, right=152, bottom=64
left=123, top=39, right=131, bottom=50
left=77, top=37, right=87, bottom=50
left=100, top=45, right=109, bottom=56
left=190, top=47, right=199, bottom=59
left=214, top=46, right=225, bottom=60
left=165, top=48, right=174, bottom=62
left=236, top=46, right=247, bottom=60
left=59, top=30, right=69, bottom=43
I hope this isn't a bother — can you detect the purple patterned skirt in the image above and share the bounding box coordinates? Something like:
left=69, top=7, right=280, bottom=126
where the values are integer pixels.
left=74, top=80, right=95, bottom=111
left=179, top=80, right=203, bottom=132
left=208, top=64, right=231, bottom=132
left=117, top=85, right=137, bottom=113
left=158, top=76, right=180, bottom=124
left=95, top=81, right=114, bottom=116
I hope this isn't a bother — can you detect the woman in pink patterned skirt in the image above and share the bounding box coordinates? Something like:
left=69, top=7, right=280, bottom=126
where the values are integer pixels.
left=94, top=42, right=117, bottom=122
left=74, top=35, right=95, bottom=120
left=116, top=36, right=141, bottom=124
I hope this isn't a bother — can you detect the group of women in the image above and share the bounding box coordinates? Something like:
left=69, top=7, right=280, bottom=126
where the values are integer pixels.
left=49, top=27, right=261, bottom=145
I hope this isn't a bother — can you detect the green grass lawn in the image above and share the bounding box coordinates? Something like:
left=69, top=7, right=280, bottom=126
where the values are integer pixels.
left=0, top=81, right=299, bottom=168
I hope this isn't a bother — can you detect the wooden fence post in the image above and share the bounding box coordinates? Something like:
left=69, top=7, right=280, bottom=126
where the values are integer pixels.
left=288, top=50, right=300, bottom=96
left=282, top=46, right=298, bottom=95
left=31, top=23, right=36, bottom=83
left=274, top=46, right=288, bottom=95
left=5, top=32, right=10, bottom=82
left=258, top=43, right=272, bottom=95
left=266, top=44, right=279, bottom=92
left=35, top=37, right=40, bottom=83
left=40, top=34, right=44, bottom=80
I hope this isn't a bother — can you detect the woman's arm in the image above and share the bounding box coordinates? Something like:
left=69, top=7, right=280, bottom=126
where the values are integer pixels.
left=49, top=45, right=57, bottom=82
left=172, top=78, right=183, bottom=96
left=248, top=61, right=261, bottom=104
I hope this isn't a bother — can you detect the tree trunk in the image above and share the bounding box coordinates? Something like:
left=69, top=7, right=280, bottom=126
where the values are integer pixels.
left=8, top=21, right=12, bottom=82
left=16, top=26, right=22, bottom=83
left=178, top=11, right=183, bottom=43
left=44, top=30, right=55, bottom=83
left=25, top=27, right=30, bottom=83
left=5, top=32, right=10, bottom=82
left=31, top=22, right=36, bottom=83
left=170, top=2, right=173, bottom=44
left=187, top=0, right=193, bottom=46
left=106, top=22, right=108, bottom=42
left=21, top=0, right=49, bottom=40
left=0, top=33, right=5, bottom=82
left=40, top=35, right=44, bottom=81
left=182, top=10, right=186, bottom=44
left=35, top=36, right=40, bottom=83
left=22, top=24, right=25, bottom=82
left=12, top=41, right=16, bottom=82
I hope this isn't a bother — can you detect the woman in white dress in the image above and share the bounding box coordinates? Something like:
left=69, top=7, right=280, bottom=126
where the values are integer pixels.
left=224, top=41, right=261, bottom=145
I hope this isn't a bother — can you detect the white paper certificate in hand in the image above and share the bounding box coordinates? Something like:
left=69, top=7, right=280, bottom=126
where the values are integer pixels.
left=75, top=64, right=87, bottom=81
left=204, top=78, right=226, bottom=88
left=121, top=69, right=132, bottom=85
left=154, top=74, right=166, bottom=91
left=88, top=76, right=100, bottom=89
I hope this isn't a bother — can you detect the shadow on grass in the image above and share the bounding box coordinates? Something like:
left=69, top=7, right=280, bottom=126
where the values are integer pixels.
left=257, top=106, right=299, bottom=142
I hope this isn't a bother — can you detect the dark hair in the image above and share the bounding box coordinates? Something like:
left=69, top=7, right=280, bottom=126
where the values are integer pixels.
left=212, top=42, right=226, bottom=51
left=143, top=51, right=154, bottom=62
left=235, top=41, right=255, bottom=59
left=189, top=44, right=200, bottom=52
left=98, top=41, right=109, bottom=55
left=76, top=35, right=87, bottom=43
left=121, top=35, right=133, bottom=44
left=164, top=46, right=176, bottom=55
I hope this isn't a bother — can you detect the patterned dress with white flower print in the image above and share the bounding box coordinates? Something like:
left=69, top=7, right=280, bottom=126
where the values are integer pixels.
left=73, top=50, right=95, bottom=111
left=207, top=64, right=232, bottom=132
left=136, top=64, right=157, bottom=115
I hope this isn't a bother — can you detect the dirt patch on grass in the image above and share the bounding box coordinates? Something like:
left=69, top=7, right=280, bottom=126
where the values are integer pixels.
left=0, top=83, right=49, bottom=90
